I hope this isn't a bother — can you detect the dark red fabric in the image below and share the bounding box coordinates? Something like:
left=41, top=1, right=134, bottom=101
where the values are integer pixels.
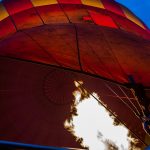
left=77, top=24, right=126, bottom=83
left=0, top=56, right=146, bottom=146
left=0, top=57, right=82, bottom=147
left=0, top=24, right=150, bottom=86
left=0, top=0, right=150, bottom=147
left=0, top=31, right=59, bottom=66
left=0, top=25, right=80, bottom=70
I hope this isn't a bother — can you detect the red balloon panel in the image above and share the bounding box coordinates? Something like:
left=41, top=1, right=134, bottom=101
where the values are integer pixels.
left=3, top=0, right=33, bottom=15
left=0, top=18, right=16, bottom=39
left=0, top=31, right=59, bottom=66
left=35, top=4, right=68, bottom=24
left=89, top=8, right=118, bottom=28
left=24, top=25, right=80, bottom=69
left=102, top=27, right=150, bottom=86
left=77, top=24, right=126, bottom=82
left=11, top=8, right=43, bottom=30
left=0, top=25, right=81, bottom=70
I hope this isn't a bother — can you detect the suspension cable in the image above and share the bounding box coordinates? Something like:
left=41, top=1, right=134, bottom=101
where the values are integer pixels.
left=105, top=83, right=142, bottom=120
left=130, top=88, right=145, bottom=117
left=118, top=85, right=142, bottom=118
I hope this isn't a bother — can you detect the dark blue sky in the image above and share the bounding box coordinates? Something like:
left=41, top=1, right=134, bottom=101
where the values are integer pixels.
left=0, top=0, right=149, bottom=28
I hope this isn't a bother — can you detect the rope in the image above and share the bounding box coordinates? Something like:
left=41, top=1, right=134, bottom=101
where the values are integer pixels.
left=130, top=88, right=145, bottom=117
left=105, top=83, right=142, bottom=120
left=118, top=85, right=142, bottom=118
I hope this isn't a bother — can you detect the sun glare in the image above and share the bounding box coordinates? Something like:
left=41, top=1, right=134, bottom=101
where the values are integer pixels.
left=64, top=81, right=140, bottom=150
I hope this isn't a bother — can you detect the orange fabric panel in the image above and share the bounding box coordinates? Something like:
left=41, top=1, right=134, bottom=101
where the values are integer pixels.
left=31, top=0, right=57, bottom=7
left=12, top=8, right=43, bottom=30
left=81, top=0, right=104, bottom=9
left=3, top=0, right=33, bottom=15
left=0, top=18, right=16, bottom=39
left=0, top=3, right=9, bottom=21
left=101, top=0, right=125, bottom=17
left=35, top=5, right=68, bottom=24
left=89, top=9, right=118, bottom=28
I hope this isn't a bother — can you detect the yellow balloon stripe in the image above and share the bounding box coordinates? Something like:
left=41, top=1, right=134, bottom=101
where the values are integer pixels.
left=122, top=7, right=145, bottom=30
left=81, top=0, right=104, bottom=9
left=31, top=0, right=58, bottom=7
left=0, top=3, right=9, bottom=21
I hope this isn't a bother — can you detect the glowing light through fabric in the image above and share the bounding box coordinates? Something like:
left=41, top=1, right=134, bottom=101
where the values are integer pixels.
left=64, top=81, right=139, bottom=150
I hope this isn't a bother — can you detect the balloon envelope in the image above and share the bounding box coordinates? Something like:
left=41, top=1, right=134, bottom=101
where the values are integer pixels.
left=0, top=0, right=150, bottom=148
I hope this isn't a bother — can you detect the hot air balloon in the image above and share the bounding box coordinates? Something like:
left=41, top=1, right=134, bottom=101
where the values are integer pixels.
left=0, top=0, right=150, bottom=149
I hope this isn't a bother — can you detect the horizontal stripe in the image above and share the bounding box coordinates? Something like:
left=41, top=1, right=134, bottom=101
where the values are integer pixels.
left=0, top=0, right=149, bottom=40
left=31, top=0, right=58, bottom=7
left=81, top=0, right=104, bottom=9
